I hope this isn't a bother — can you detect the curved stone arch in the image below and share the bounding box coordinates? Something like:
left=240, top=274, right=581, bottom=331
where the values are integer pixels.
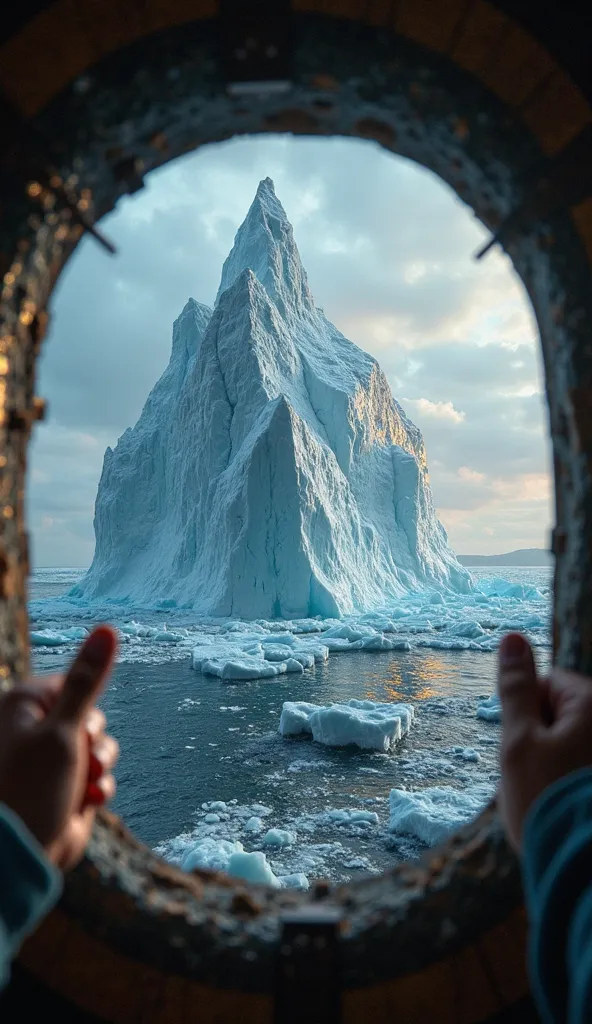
left=0, top=2, right=589, bottom=1021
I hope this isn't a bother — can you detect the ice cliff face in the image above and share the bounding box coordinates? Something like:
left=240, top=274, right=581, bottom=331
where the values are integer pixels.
left=78, top=177, right=471, bottom=616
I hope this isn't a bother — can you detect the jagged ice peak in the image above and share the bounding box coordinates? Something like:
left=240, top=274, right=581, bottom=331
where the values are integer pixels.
left=215, top=177, right=314, bottom=315
left=77, top=179, right=471, bottom=617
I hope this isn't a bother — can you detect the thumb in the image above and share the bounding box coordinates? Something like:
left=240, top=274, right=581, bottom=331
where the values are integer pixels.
left=497, top=633, right=540, bottom=731
left=51, top=626, right=118, bottom=727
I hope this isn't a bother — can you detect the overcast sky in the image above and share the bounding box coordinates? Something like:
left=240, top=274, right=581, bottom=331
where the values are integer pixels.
left=27, top=134, right=552, bottom=568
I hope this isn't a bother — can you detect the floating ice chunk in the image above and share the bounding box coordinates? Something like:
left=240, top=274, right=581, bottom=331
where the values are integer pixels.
left=227, top=850, right=280, bottom=887
left=263, top=828, right=296, bottom=848
left=209, top=801, right=227, bottom=812
left=30, top=630, right=71, bottom=647
left=152, top=629, right=185, bottom=643
left=357, top=635, right=410, bottom=652
left=181, top=837, right=243, bottom=873
left=326, top=808, right=379, bottom=825
left=64, top=626, right=90, bottom=640
left=322, top=637, right=359, bottom=652
left=322, top=624, right=377, bottom=641
left=476, top=694, right=502, bottom=722
left=296, top=642, right=329, bottom=663
left=226, top=621, right=268, bottom=634
left=30, top=626, right=91, bottom=646
left=280, top=699, right=414, bottom=752
left=192, top=632, right=316, bottom=679
left=180, top=836, right=281, bottom=886
left=279, top=702, right=321, bottom=737
left=263, top=644, right=294, bottom=662
left=478, top=578, right=544, bottom=601
left=449, top=746, right=481, bottom=762
left=343, top=856, right=375, bottom=870
left=287, top=650, right=315, bottom=669
left=203, top=655, right=287, bottom=680
left=449, top=621, right=487, bottom=639
left=204, top=813, right=220, bottom=824
left=244, top=816, right=263, bottom=833
left=278, top=873, right=309, bottom=890
left=388, top=783, right=493, bottom=846
left=260, top=634, right=296, bottom=647
left=250, top=804, right=273, bottom=816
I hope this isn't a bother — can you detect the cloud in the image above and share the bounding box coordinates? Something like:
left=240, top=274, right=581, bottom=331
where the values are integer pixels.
left=458, top=467, right=485, bottom=483
left=28, top=135, right=552, bottom=565
left=406, top=399, right=465, bottom=424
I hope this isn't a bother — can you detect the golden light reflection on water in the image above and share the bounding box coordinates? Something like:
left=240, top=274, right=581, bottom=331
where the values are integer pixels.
left=364, top=654, right=451, bottom=703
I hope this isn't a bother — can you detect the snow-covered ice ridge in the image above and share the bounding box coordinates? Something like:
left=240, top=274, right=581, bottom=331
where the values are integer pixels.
left=74, top=177, right=470, bottom=617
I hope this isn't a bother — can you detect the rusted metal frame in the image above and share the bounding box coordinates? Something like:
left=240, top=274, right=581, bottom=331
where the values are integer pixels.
left=0, top=88, right=116, bottom=255
left=476, top=123, right=592, bottom=259
left=274, top=908, right=343, bottom=1024
left=219, top=0, right=293, bottom=94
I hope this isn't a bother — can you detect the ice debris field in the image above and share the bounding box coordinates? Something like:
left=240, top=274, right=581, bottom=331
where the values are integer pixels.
left=28, top=573, right=545, bottom=885
left=30, top=571, right=543, bottom=883
left=29, top=573, right=550, bottom=668
left=158, top=775, right=497, bottom=890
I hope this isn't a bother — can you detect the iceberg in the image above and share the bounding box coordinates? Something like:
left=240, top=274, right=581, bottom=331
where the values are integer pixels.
left=279, top=698, right=414, bottom=752
left=75, top=178, right=471, bottom=617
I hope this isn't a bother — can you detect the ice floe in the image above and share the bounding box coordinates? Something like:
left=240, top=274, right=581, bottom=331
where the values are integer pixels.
left=388, top=783, right=494, bottom=845
left=279, top=698, right=414, bottom=752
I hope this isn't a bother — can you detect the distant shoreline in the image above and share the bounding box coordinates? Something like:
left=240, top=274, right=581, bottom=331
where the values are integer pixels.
left=457, top=548, right=551, bottom=567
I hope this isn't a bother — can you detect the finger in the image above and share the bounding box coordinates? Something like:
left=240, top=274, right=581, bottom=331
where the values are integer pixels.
left=497, top=633, right=541, bottom=730
left=0, top=683, right=59, bottom=727
left=548, top=667, right=592, bottom=694
left=86, top=707, right=107, bottom=740
left=538, top=677, right=556, bottom=726
left=51, top=806, right=96, bottom=870
left=21, top=674, right=64, bottom=709
left=98, top=774, right=116, bottom=802
left=51, top=626, right=118, bottom=727
left=91, top=735, right=119, bottom=773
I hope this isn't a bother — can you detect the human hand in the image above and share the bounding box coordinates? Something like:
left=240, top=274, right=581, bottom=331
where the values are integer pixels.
left=497, top=632, right=592, bottom=851
left=0, top=625, right=119, bottom=870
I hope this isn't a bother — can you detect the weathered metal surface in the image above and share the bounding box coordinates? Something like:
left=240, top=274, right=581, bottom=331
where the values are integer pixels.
left=55, top=802, right=521, bottom=990
left=274, top=907, right=342, bottom=1023
left=0, top=6, right=589, bottom=1003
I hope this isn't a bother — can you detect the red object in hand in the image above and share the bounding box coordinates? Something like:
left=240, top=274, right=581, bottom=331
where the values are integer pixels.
left=88, top=752, right=103, bottom=783
left=85, top=782, right=105, bottom=806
